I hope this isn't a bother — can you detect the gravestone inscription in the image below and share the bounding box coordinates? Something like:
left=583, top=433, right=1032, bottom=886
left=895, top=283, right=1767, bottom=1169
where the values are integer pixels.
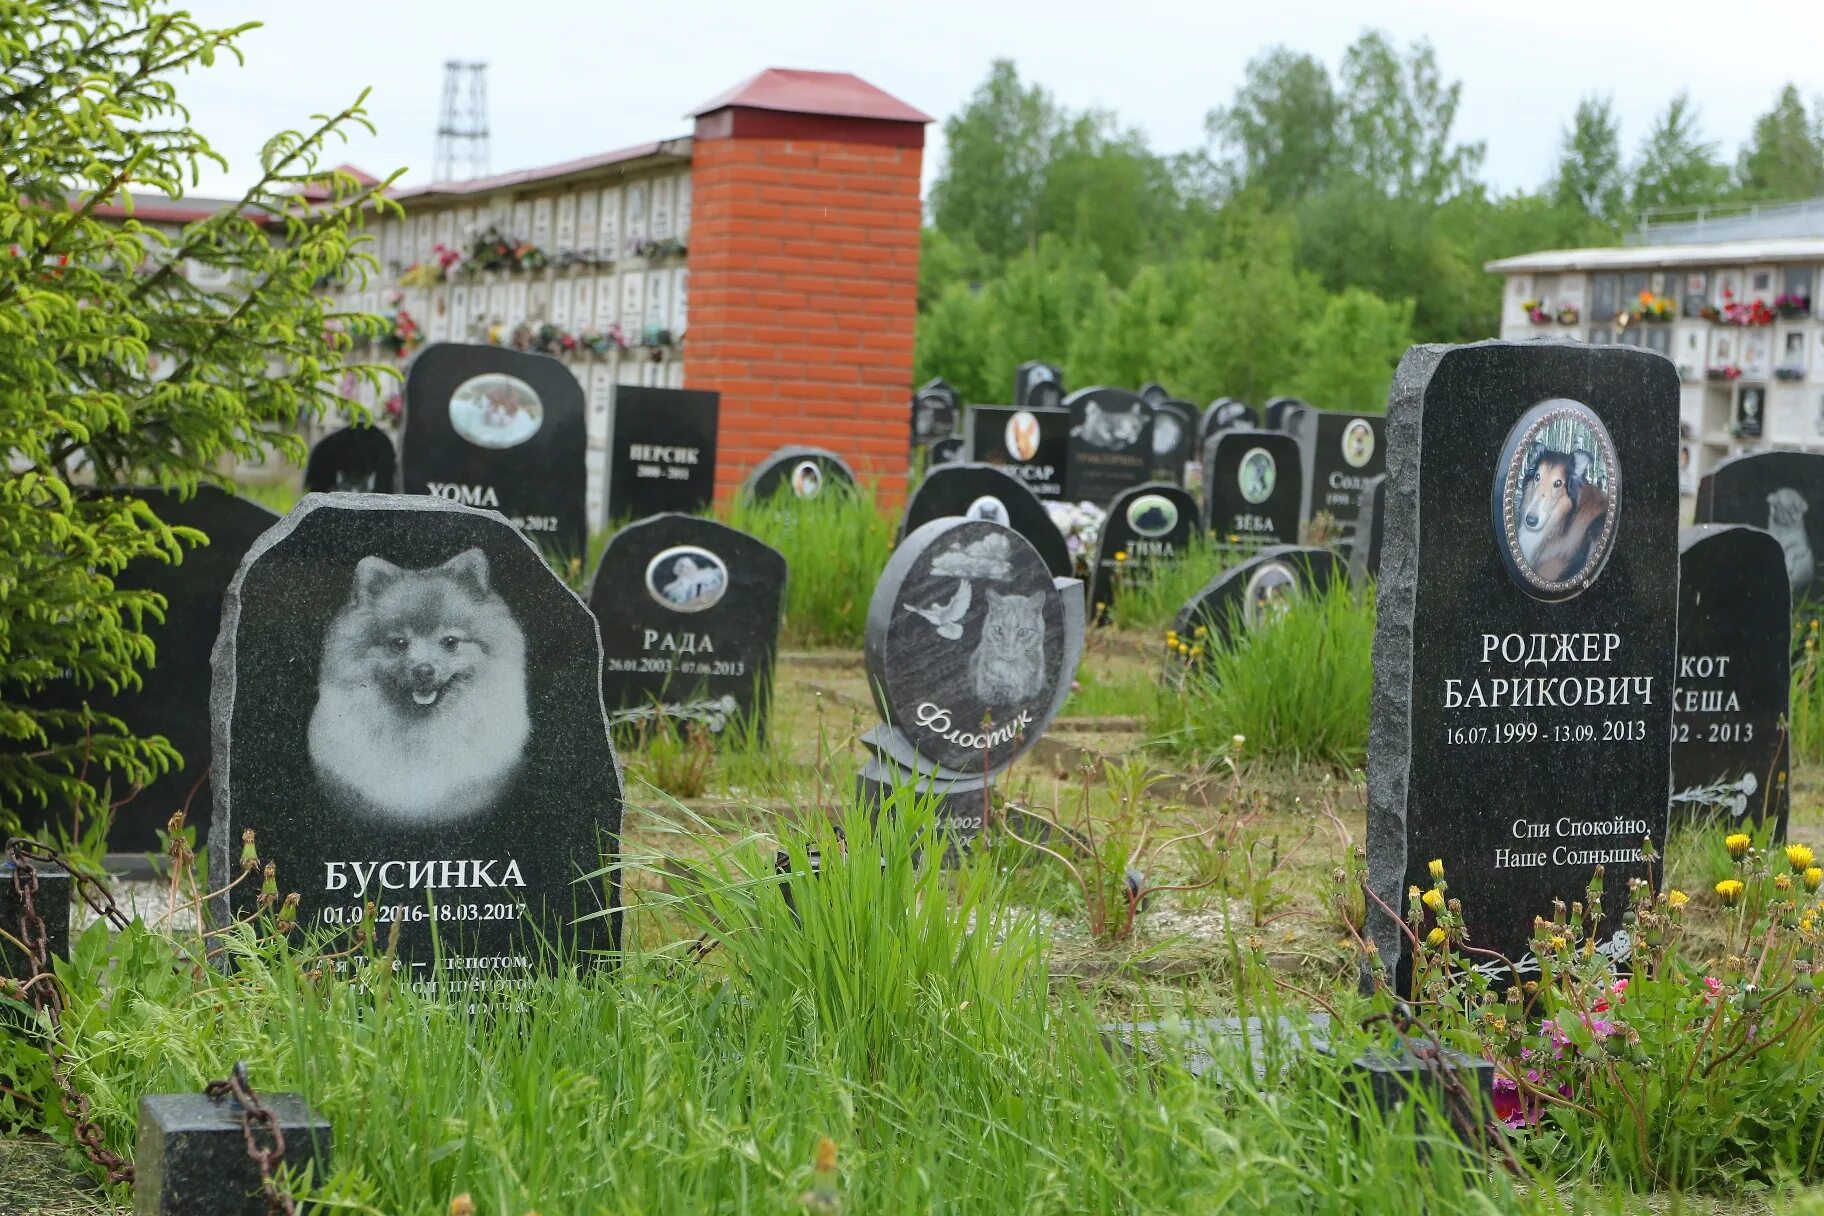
left=1090, top=482, right=1200, bottom=624
left=1064, top=387, right=1154, bottom=506
left=401, top=342, right=587, bottom=560
left=1367, top=341, right=1679, bottom=992
left=210, top=494, right=623, bottom=992
left=588, top=514, right=786, bottom=739
left=1015, top=360, right=1065, bottom=411
left=1201, top=429, right=1303, bottom=545
left=1671, top=526, right=1790, bottom=835
left=742, top=446, right=857, bottom=504
left=604, top=386, right=718, bottom=520
left=899, top=462, right=1074, bottom=579
left=305, top=425, right=397, bottom=494
left=17, top=488, right=278, bottom=855
left=1284, top=408, right=1387, bottom=549
left=967, top=405, right=1068, bottom=499
left=1149, top=399, right=1199, bottom=484
left=1694, top=450, right=1824, bottom=603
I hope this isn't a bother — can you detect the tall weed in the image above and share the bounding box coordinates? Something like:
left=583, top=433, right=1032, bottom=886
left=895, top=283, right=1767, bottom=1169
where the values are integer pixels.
left=725, top=484, right=895, bottom=648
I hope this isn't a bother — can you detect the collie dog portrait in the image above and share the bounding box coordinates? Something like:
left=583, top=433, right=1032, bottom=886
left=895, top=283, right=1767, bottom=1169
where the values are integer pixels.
left=1518, top=446, right=1610, bottom=582
left=307, top=547, right=530, bottom=824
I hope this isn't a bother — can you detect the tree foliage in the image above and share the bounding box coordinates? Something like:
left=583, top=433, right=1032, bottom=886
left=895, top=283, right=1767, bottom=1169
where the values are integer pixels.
left=1552, top=95, right=1625, bottom=225
left=0, top=0, right=398, bottom=827
left=1628, top=93, right=1731, bottom=217
left=1736, top=84, right=1824, bottom=202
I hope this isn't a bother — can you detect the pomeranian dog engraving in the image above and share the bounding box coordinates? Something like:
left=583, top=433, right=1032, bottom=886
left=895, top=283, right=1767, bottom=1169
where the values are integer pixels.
left=969, top=589, right=1046, bottom=705
left=308, top=548, right=530, bottom=824
left=1765, top=487, right=1814, bottom=594
left=1517, top=446, right=1609, bottom=582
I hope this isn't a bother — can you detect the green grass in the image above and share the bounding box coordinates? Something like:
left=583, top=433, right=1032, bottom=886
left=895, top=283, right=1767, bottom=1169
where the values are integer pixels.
left=1154, top=578, right=1375, bottom=771
left=1105, top=534, right=1243, bottom=635
left=1061, top=663, right=1162, bottom=719
left=725, top=483, right=895, bottom=648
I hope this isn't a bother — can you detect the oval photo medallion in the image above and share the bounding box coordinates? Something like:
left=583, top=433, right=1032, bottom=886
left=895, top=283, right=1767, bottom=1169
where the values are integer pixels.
left=1492, top=399, right=1622, bottom=601
left=1242, top=561, right=1298, bottom=627
left=1341, top=418, right=1375, bottom=468
left=1238, top=447, right=1276, bottom=505
left=449, top=373, right=544, bottom=450
left=645, top=545, right=729, bottom=613
left=791, top=460, right=824, bottom=499
left=1126, top=493, right=1178, bottom=538
left=1006, top=411, right=1041, bottom=462
left=966, top=495, right=1009, bottom=525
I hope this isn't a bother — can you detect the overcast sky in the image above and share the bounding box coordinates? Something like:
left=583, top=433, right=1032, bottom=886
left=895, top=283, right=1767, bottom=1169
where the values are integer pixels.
left=176, top=0, right=1824, bottom=206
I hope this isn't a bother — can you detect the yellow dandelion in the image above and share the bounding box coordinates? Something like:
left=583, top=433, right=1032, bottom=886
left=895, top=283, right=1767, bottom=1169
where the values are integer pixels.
left=1114, top=550, right=1128, bottom=562
left=1428, top=858, right=1445, bottom=882
left=1666, top=889, right=1689, bottom=908
left=1426, top=927, right=1447, bottom=948
left=1422, top=887, right=1445, bottom=912
left=1189, top=645, right=1204, bottom=658
left=1805, top=866, right=1822, bottom=893
left=1715, top=879, right=1746, bottom=907
left=1726, top=833, right=1752, bottom=859
left=1787, top=844, right=1816, bottom=873
left=450, top=1197, right=475, bottom=1216
left=1193, top=625, right=1208, bottom=638
left=1549, top=935, right=1568, bottom=952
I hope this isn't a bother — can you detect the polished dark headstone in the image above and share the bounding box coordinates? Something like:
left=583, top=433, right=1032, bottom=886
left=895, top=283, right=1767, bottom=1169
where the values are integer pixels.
left=604, top=386, right=718, bottom=520
left=966, top=405, right=1068, bottom=499
left=1171, top=546, right=1342, bottom=655
left=1672, top=526, right=1790, bottom=835
left=209, top=495, right=622, bottom=989
left=587, top=514, right=785, bottom=739
left=1694, top=450, right=1824, bottom=603
left=1090, top=482, right=1200, bottom=624
left=16, top=488, right=278, bottom=855
left=928, top=436, right=966, bottom=468
left=899, top=462, right=1073, bottom=580
left=863, top=518, right=1083, bottom=779
left=1367, top=341, right=1678, bottom=993
left=911, top=377, right=960, bottom=451
left=1263, top=396, right=1308, bottom=431
left=1201, top=429, right=1303, bottom=545
left=136, top=1091, right=331, bottom=1216
left=742, top=446, right=857, bottom=504
left=1283, top=408, right=1387, bottom=550
left=1015, top=360, right=1065, bottom=411
left=1138, top=381, right=1171, bottom=405
left=1, top=858, right=69, bottom=977
left=1149, top=399, right=1199, bottom=484
left=1347, top=474, right=1387, bottom=585
left=304, top=425, right=397, bottom=494
left=1347, top=1039, right=1494, bottom=1147
left=401, top=342, right=587, bottom=561
left=1200, top=398, right=1260, bottom=445
left=1064, top=386, right=1154, bottom=507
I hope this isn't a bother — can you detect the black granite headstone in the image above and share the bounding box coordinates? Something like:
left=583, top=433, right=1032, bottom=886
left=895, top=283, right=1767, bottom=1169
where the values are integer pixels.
left=928, top=436, right=966, bottom=468
left=401, top=343, right=588, bottom=562
left=911, top=378, right=960, bottom=451
left=1347, top=474, right=1387, bottom=585
left=209, top=494, right=622, bottom=989
left=1694, top=450, right=1824, bottom=603
left=16, top=488, right=278, bottom=855
left=1171, top=546, right=1343, bottom=655
left=604, top=386, right=719, bottom=521
left=1064, top=387, right=1154, bottom=507
left=1672, top=526, right=1790, bottom=835
left=1367, top=342, right=1678, bottom=993
left=1263, top=396, right=1308, bottom=431
left=1138, top=381, right=1171, bottom=405
left=1201, top=430, right=1304, bottom=545
left=305, top=426, right=398, bottom=494
left=1090, top=483, right=1200, bottom=624
left=587, top=514, right=786, bottom=739
left=1015, top=361, right=1065, bottom=411
left=1284, top=409, right=1387, bottom=549
left=899, top=463, right=1074, bottom=580
left=742, top=446, right=857, bottom=503
left=1149, top=399, right=1199, bottom=484
left=1200, top=399, right=1260, bottom=445
left=966, top=406, right=1068, bottom=500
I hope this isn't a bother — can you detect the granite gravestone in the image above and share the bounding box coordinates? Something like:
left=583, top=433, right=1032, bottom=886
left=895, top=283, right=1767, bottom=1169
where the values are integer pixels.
left=859, top=517, right=1084, bottom=840
left=209, top=494, right=622, bottom=991
left=898, top=462, right=1074, bottom=579
left=1263, top=397, right=1308, bottom=431
left=305, top=426, right=397, bottom=494
left=1090, top=482, right=1200, bottom=624
left=1064, top=387, right=1154, bottom=507
left=1200, top=399, right=1260, bottom=445
left=1283, top=408, right=1387, bottom=550
left=1672, top=526, right=1790, bottom=835
left=1171, top=546, right=1343, bottom=656
left=911, top=377, right=960, bottom=452
left=929, top=437, right=966, bottom=468
left=1201, top=429, right=1304, bottom=545
left=967, top=405, right=1068, bottom=500
left=1694, top=450, right=1824, bottom=603
left=604, top=386, right=718, bottom=521
left=1015, top=360, right=1065, bottom=411
left=401, top=343, right=587, bottom=561
left=742, top=446, right=858, bottom=504
left=1347, top=474, right=1387, bottom=585
left=1138, top=381, right=1171, bottom=405
left=588, top=514, right=786, bottom=740
left=1367, top=342, right=1679, bottom=993
left=16, top=488, right=278, bottom=856
left=1149, top=399, right=1199, bottom=485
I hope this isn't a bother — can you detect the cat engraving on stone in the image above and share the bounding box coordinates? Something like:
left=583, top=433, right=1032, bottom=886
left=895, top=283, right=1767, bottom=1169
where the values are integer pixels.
left=1075, top=401, right=1145, bottom=450
left=1766, top=487, right=1814, bottom=593
left=969, top=589, right=1045, bottom=705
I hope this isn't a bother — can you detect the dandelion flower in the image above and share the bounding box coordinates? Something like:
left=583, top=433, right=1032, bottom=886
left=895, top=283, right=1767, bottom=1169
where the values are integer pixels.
left=1115, top=551, right=1128, bottom=562
left=1806, top=867, right=1823, bottom=893
left=1775, top=874, right=1793, bottom=892
left=1788, top=844, right=1816, bottom=873
left=1422, top=887, right=1446, bottom=912
left=1726, top=833, right=1752, bottom=859
left=1715, top=879, right=1746, bottom=907
left=1426, top=927, right=1448, bottom=948
left=1666, top=889, right=1689, bottom=908
left=1549, top=935, right=1568, bottom=952
left=1231, top=734, right=1246, bottom=750
left=1428, top=858, right=1445, bottom=881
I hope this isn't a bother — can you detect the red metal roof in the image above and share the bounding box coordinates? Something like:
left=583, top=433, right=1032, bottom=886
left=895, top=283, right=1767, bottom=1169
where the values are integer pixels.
left=687, top=68, right=931, bottom=124
left=391, top=138, right=691, bottom=202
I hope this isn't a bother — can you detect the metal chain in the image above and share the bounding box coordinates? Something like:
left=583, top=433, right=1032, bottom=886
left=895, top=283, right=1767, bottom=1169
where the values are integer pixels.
left=5, top=838, right=136, bottom=1184
left=203, top=1061, right=296, bottom=1216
